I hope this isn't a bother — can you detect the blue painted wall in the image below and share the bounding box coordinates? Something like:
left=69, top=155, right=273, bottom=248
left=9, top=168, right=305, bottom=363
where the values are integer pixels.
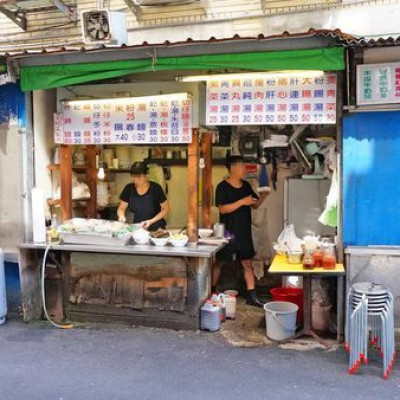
left=5, top=262, right=20, bottom=312
left=343, top=111, right=400, bottom=246
left=0, top=83, right=26, bottom=127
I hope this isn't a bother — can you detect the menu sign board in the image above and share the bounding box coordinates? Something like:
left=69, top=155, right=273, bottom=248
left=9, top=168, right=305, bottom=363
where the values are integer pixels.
left=357, top=62, right=400, bottom=105
left=55, top=93, right=193, bottom=145
left=206, top=72, right=337, bottom=125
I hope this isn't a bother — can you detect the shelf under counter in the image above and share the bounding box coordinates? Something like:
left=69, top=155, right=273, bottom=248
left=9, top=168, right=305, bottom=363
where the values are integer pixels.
left=20, top=241, right=224, bottom=258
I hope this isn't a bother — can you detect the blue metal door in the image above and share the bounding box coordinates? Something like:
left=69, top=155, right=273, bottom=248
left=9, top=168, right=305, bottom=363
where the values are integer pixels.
left=343, top=111, right=400, bottom=245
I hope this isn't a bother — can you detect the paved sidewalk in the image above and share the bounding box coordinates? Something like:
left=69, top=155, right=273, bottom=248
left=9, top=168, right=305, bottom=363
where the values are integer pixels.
left=0, top=316, right=399, bottom=400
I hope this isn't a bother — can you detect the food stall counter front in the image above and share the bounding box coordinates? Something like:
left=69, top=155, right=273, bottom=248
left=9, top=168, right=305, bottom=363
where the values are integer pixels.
left=19, top=242, right=225, bottom=330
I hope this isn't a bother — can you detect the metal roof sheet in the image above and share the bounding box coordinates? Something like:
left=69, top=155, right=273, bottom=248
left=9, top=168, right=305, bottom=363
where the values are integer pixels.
left=4, top=28, right=357, bottom=58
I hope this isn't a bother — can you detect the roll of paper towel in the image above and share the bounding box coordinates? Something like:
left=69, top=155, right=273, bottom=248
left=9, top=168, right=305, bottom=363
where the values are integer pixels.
left=32, top=187, right=46, bottom=243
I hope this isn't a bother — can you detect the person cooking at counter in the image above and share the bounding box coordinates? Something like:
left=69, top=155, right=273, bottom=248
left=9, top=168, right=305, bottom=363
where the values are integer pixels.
left=117, top=162, right=169, bottom=231
left=212, top=155, right=268, bottom=308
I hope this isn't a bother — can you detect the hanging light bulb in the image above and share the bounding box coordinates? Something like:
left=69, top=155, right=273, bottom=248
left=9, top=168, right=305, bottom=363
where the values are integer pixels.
left=199, top=151, right=205, bottom=169
left=97, top=165, right=105, bottom=180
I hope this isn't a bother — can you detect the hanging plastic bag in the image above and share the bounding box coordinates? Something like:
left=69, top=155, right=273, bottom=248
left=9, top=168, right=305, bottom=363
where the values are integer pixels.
left=276, top=224, right=303, bottom=252
left=319, top=168, right=338, bottom=227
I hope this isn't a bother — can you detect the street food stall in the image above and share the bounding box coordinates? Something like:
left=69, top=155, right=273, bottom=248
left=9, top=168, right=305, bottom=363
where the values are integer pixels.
left=19, top=88, right=228, bottom=330
left=15, top=40, right=346, bottom=335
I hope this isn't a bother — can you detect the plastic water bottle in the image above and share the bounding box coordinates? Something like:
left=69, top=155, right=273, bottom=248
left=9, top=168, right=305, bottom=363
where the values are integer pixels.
left=200, top=301, right=220, bottom=332
left=224, top=295, right=237, bottom=320
left=0, top=249, right=7, bottom=325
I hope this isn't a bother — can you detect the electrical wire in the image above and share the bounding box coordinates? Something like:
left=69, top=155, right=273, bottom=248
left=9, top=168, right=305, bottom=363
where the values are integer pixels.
left=41, top=245, right=73, bottom=329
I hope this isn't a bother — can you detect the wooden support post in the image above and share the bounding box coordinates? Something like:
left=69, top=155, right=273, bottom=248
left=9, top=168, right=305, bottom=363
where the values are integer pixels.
left=187, top=129, right=199, bottom=243
left=201, top=132, right=213, bottom=229
left=85, top=145, right=97, bottom=219
left=60, top=145, right=72, bottom=222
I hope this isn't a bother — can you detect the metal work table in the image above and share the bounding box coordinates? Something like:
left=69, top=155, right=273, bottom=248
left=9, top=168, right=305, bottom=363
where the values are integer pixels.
left=269, top=255, right=346, bottom=343
left=19, top=242, right=225, bottom=330
left=20, top=242, right=222, bottom=258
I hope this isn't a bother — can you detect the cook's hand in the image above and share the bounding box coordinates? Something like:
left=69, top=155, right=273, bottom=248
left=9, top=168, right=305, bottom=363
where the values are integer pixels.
left=141, top=220, right=153, bottom=230
left=118, top=216, right=126, bottom=223
left=242, top=196, right=257, bottom=206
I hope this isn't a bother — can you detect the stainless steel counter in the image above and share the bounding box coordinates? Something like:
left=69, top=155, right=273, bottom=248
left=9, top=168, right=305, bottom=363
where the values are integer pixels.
left=345, top=246, right=400, bottom=256
left=19, top=241, right=223, bottom=329
left=20, top=242, right=224, bottom=259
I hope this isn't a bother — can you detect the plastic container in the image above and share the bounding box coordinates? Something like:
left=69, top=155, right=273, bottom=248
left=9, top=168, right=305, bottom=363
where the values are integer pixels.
left=211, top=293, right=226, bottom=322
left=312, top=303, right=332, bottom=332
left=303, top=249, right=315, bottom=270
left=200, top=301, right=220, bottom=332
left=287, top=251, right=303, bottom=264
left=264, top=301, right=298, bottom=341
left=0, top=249, right=7, bottom=325
left=271, top=287, right=303, bottom=324
left=312, top=247, right=323, bottom=268
left=223, top=290, right=238, bottom=319
left=322, top=244, right=336, bottom=270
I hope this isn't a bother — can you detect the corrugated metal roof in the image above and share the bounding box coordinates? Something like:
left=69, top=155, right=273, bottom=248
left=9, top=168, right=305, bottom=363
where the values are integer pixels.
left=350, top=36, right=400, bottom=47
left=4, top=28, right=357, bottom=58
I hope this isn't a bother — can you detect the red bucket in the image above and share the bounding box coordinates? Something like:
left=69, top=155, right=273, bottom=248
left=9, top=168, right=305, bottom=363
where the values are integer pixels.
left=270, top=287, right=303, bottom=324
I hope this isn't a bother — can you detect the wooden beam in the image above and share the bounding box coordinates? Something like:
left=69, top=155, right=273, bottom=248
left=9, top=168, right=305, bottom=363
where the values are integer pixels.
left=187, top=129, right=199, bottom=243
left=0, top=5, right=26, bottom=30
left=85, top=145, right=97, bottom=219
left=60, top=145, right=72, bottom=222
left=201, top=132, right=213, bottom=229
left=123, top=0, right=142, bottom=19
left=51, top=0, right=77, bottom=22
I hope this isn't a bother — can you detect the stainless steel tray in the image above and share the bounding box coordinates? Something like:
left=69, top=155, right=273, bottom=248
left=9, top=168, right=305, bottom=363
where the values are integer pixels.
left=59, top=232, right=132, bottom=247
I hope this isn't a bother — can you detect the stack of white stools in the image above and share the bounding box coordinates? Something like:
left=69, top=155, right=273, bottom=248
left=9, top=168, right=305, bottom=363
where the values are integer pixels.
left=345, top=283, right=396, bottom=379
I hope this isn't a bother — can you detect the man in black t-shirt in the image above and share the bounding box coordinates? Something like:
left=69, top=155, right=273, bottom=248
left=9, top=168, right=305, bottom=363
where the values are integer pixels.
left=213, top=155, right=268, bottom=308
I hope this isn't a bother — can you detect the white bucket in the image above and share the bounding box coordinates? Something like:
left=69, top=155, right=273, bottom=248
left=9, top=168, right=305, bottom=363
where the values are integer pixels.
left=264, top=301, right=298, bottom=341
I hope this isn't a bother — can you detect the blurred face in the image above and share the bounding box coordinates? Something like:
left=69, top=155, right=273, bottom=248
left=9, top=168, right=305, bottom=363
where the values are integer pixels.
left=229, top=162, right=245, bottom=180
left=132, top=174, right=148, bottom=186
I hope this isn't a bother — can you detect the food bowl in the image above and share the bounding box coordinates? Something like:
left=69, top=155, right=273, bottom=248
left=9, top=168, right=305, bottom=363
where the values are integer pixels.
left=151, top=237, right=169, bottom=247
left=169, top=234, right=189, bottom=247
left=199, top=228, right=213, bottom=239
left=133, top=229, right=150, bottom=245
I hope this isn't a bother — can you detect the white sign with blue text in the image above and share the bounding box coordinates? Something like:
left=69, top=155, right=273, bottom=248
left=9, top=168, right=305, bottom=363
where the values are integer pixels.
left=206, top=72, right=337, bottom=125
left=56, top=93, right=193, bottom=145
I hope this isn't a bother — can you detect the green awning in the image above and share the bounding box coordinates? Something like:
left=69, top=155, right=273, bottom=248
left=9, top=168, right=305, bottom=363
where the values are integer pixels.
left=20, top=46, right=344, bottom=91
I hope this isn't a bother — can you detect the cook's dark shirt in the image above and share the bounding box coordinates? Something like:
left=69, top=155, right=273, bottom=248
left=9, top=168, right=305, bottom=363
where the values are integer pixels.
left=120, top=181, right=167, bottom=231
left=215, top=180, right=258, bottom=244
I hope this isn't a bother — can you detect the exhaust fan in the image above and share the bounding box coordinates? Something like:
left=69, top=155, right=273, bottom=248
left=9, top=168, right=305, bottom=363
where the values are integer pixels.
left=81, top=10, right=127, bottom=45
